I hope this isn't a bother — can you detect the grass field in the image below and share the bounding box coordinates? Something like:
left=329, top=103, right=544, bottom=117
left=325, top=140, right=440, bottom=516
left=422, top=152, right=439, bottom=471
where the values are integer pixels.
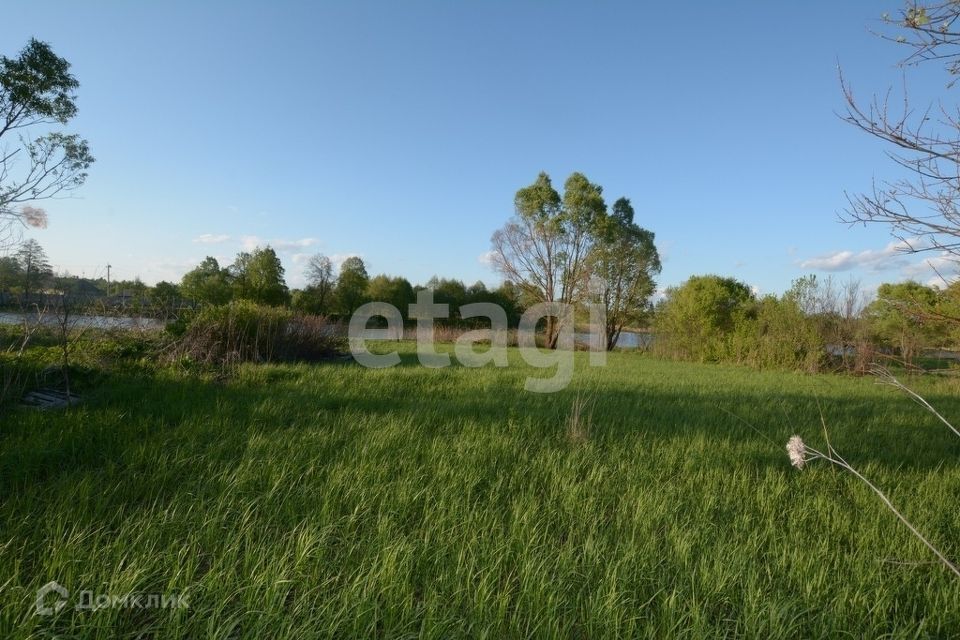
left=2, top=342, right=960, bottom=638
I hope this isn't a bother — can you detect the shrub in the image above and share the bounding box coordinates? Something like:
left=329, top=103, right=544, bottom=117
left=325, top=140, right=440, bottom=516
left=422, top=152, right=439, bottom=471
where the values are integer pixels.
left=173, top=301, right=344, bottom=366
left=655, top=275, right=824, bottom=371
left=654, top=275, right=755, bottom=362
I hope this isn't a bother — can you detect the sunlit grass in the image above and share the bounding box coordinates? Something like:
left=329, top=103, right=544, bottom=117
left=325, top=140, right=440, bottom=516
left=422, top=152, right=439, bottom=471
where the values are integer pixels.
left=2, top=343, right=960, bottom=637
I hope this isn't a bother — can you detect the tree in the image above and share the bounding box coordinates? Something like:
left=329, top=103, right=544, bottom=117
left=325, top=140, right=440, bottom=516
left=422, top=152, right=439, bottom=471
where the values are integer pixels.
left=465, top=280, right=489, bottom=304
left=231, top=246, right=289, bottom=306
left=180, top=256, right=232, bottom=306
left=150, top=281, right=181, bottom=319
left=0, top=255, right=21, bottom=292
left=0, top=39, right=93, bottom=247
left=655, top=275, right=755, bottom=362
left=302, top=253, right=335, bottom=313
left=490, top=281, right=523, bottom=327
left=588, top=197, right=661, bottom=349
left=367, top=274, right=414, bottom=319
left=15, top=238, right=52, bottom=301
left=841, top=4, right=960, bottom=280
left=787, top=275, right=870, bottom=369
left=866, top=281, right=946, bottom=365
left=490, top=172, right=606, bottom=347
left=334, top=256, right=369, bottom=316
left=425, top=276, right=468, bottom=322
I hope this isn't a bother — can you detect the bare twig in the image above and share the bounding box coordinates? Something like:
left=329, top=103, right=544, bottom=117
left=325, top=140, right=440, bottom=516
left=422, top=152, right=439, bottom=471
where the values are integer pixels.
left=869, top=364, right=960, bottom=438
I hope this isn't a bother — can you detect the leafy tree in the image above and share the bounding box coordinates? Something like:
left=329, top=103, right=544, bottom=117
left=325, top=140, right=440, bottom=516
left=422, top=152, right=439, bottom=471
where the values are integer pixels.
left=655, top=275, right=755, bottom=362
left=180, top=256, right=232, bottom=306
left=231, top=246, right=289, bottom=306
left=302, top=253, right=335, bottom=313
left=367, top=275, right=415, bottom=319
left=0, top=255, right=21, bottom=292
left=490, top=281, right=523, bottom=327
left=53, top=274, right=101, bottom=297
left=465, top=280, right=489, bottom=304
left=589, top=197, right=661, bottom=349
left=742, top=294, right=824, bottom=372
left=15, top=238, right=52, bottom=300
left=866, top=281, right=946, bottom=365
left=424, top=276, right=468, bottom=322
left=490, top=172, right=606, bottom=347
left=150, top=281, right=181, bottom=319
left=334, top=256, right=369, bottom=316
left=0, top=39, right=93, bottom=247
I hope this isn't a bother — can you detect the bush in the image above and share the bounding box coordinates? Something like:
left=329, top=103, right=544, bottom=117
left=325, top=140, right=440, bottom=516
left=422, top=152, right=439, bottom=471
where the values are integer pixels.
left=655, top=275, right=824, bottom=372
left=654, top=275, right=755, bottom=362
left=173, top=301, right=344, bottom=366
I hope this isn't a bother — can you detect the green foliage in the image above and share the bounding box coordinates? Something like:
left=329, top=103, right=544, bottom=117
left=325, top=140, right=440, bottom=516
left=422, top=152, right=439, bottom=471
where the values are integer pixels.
left=334, top=256, right=369, bottom=316
left=489, top=281, right=523, bottom=326
left=423, top=276, right=469, bottom=322
left=655, top=275, right=824, bottom=370
left=1, top=38, right=78, bottom=122
left=180, top=257, right=232, bottom=306
left=0, top=256, right=20, bottom=291
left=149, top=281, right=181, bottom=319
left=514, top=171, right=562, bottom=227
left=230, top=246, right=289, bottom=307
left=590, top=197, right=661, bottom=347
left=0, top=39, right=94, bottom=226
left=905, top=6, right=930, bottom=27
left=366, top=274, right=414, bottom=319
left=561, top=172, right=606, bottom=235
left=174, top=300, right=343, bottom=365
left=299, top=253, right=335, bottom=314
left=150, top=281, right=179, bottom=306
left=14, top=239, right=52, bottom=298
left=739, top=295, right=824, bottom=371
left=866, top=281, right=948, bottom=364
left=656, top=275, right=756, bottom=362
left=494, top=171, right=617, bottom=347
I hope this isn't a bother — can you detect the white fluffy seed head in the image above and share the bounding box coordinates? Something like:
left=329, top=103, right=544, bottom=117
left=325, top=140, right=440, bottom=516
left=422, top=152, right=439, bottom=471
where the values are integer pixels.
left=786, top=435, right=806, bottom=470
left=21, top=205, right=48, bottom=229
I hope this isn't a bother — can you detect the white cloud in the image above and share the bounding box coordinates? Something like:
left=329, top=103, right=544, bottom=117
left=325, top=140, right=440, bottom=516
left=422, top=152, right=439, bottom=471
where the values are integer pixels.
left=798, top=238, right=928, bottom=272
left=193, top=233, right=231, bottom=244
left=478, top=250, right=496, bottom=267
left=799, top=238, right=959, bottom=285
left=239, top=235, right=262, bottom=250
left=799, top=250, right=857, bottom=271
left=329, top=253, right=362, bottom=271
left=901, top=252, right=958, bottom=287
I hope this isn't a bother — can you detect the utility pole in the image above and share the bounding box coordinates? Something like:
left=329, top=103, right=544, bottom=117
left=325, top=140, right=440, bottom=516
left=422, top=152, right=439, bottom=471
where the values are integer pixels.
left=106, top=264, right=111, bottom=297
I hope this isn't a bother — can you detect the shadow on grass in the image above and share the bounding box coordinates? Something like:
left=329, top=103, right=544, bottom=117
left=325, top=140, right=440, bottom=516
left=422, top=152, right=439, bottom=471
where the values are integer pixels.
left=2, top=357, right=959, bottom=504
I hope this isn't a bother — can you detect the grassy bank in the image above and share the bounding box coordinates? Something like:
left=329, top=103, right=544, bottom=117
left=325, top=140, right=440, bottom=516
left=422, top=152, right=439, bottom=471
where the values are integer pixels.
left=2, top=342, right=960, bottom=637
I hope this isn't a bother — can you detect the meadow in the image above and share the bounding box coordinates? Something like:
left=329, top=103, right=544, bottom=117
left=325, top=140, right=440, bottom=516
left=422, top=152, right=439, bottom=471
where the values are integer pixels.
left=2, top=341, right=960, bottom=638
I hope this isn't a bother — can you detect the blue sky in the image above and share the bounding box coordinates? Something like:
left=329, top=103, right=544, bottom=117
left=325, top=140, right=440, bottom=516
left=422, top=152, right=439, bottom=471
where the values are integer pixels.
left=1, top=1, right=952, bottom=294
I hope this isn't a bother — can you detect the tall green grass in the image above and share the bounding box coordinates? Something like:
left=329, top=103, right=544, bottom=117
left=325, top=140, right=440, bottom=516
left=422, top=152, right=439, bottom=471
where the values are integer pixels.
left=2, top=344, right=959, bottom=637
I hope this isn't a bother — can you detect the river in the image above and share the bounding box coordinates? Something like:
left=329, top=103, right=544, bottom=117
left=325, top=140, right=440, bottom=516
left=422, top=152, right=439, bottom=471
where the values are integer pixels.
left=0, top=312, right=165, bottom=330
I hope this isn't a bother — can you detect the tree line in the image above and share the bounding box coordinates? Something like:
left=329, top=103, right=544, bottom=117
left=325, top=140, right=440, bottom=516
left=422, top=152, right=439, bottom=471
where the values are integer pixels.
left=655, top=273, right=960, bottom=371
left=177, top=249, right=525, bottom=326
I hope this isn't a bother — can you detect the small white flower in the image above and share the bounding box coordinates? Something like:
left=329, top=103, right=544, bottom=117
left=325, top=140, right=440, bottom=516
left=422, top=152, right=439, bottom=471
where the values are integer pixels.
left=786, top=435, right=806, bottom=470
